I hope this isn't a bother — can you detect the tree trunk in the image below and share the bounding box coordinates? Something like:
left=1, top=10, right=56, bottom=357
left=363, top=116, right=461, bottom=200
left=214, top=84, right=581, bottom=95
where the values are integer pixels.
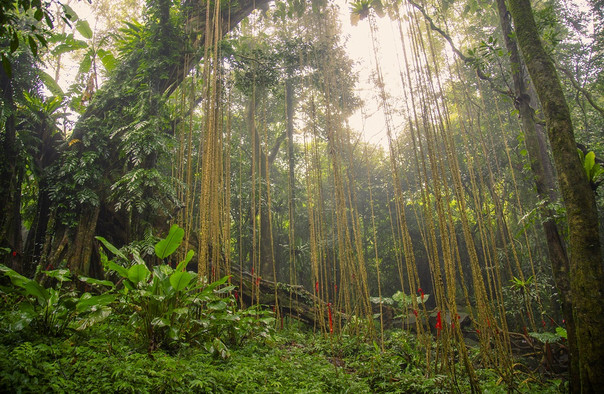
left=0, top=66, right=22, bottom=270
left=508, top=0, right=604, bottom=390
left=495, top=0, right=579, bottom=388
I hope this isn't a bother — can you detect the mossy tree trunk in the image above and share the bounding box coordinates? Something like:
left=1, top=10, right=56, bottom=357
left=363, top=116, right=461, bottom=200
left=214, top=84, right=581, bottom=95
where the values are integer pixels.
left=494, top=0, right=579, bottom=388
left=508, top=0, right=604, bottom=391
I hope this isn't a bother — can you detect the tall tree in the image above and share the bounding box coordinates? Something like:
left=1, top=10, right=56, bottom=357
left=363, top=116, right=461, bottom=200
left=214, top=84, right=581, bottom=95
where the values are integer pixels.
left=508, top=0, right=604, bottom=390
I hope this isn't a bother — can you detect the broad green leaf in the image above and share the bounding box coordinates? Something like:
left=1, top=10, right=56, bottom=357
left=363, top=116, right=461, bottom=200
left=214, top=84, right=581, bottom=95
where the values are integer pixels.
left=79, top=276, right=115, bottom=288
left=170, top=271, right=193, bottom=292
left=96, top=236, right=128, bottom=261
left=215, top=285, right=236, bottom=294
left=584, top=151, right=596, bottom=180
left=78, top=52, right=92, bottom=74
left=556, top=326, right=567, bottom=339
left=76, top=294, right=116, bottom=313
left=97, top=49, right=117, bottom=72
left=76, top=20, right=93, bottom=39
left=175, top=250, right=194, bottom=272
left=38, top=70, right=64, bottom=96
left=75, top=306, right=111, bottom=330
left=128, top=264, right=150, bottom=284
left=0, top=264, right=30, bottom=287
left=62, top=4, right=79, bottom=21
left=42, top=268, right=71, bottom=282
left=23, top=281, right=49, bottom=302
left=106, top=260, right=129, bottom=279
left=154, top=224, right=184, bottom=259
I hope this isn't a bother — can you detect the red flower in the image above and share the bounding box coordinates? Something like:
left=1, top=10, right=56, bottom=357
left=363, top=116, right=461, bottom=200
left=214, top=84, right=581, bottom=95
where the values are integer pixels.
left=256, top=276, right=261, bottom=286
left=542, top=320, right=546, bottom=328
left=11, top=251, right=17, bottom=257
left=435, top=311, right=442, bottom=333
left=418, top=288, right=424, bottom=302
left=315, top=281, right=319, bottom=293
left=234, top=290, right=239, bottom=301
left=413, top=309, right=418, bottom=317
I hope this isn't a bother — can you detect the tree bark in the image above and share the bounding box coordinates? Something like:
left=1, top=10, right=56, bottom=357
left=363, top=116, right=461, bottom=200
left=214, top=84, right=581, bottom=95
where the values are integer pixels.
left=508, top=0, right=604, bottom=390
left=0, top=65, right=22, bottom=270
left=494, top=0, right=579, bottom=388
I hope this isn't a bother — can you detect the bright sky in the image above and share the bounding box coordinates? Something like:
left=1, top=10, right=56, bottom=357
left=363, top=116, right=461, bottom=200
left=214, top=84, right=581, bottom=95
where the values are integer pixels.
left=335, top=0, right=397, bottom=149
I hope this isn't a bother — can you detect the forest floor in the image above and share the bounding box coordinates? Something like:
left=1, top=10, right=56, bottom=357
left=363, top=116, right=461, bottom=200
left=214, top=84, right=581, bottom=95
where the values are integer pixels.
left=0, top=314, right=566, bottom=393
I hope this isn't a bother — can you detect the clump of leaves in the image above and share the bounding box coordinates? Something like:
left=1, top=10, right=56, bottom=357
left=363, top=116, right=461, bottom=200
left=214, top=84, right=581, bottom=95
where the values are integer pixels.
left=97, top=224, right=275, bottom=354
left=0, top=265, right=115, bottom=336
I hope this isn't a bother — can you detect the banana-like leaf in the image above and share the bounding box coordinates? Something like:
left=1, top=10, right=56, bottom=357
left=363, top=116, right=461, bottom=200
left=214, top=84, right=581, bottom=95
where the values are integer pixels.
left=154, top=224, right=184, bottom=259
left=76, top=20, right=93, bottom=39
left=170, top=271, right=194, bottom=292
left=95, top=236, right=128, bottom=261
left=175, top=250, right=195, bottom=272
left=38, top=70, right=64, bottom=96
left=128, top=264, right=150, bottom=284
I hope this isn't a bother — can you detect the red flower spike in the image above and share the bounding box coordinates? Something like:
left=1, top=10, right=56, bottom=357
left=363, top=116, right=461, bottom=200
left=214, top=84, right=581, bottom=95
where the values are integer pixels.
left=234, top=290, right=239, bottom=301
left=413, top=309, right=418, bottom=317
left=11, top=251, right=17, bottom=257
left=334, top=284, right=338, bottom=293
left=328, top=303, right=333, bottom=334
left=418, top=288, right=424, bottom=302
left=476, top=329, right=481, bottom=334
left=542, top=320, right=546, bottom=328
left=251, top=267, right=254, bottom=276
left=435, top=311, right=442, bottom=333
left=256, top=276, right=261, bottom=286
left=315, top=281, right=319, bottom=293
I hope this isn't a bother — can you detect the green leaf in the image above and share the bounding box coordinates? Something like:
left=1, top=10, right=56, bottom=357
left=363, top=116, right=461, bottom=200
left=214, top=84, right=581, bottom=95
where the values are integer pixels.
left=175, top=250, right=194, bottom=272
left=28, top=36, right=38, bottom=57
left=170, top=271, right=194, bottom=291
left=76, top=294, right=116, bottom=313
left=154, top=224, right=184, bottom=259
left=76, top=20, right=93, bottom=39
left=42, top=268, right=71, bottom=282
left=97, top=48, right=117, bottom=72
left=584, top=151, right=596, bottom=180
left=0, top=264, right=30, bottom=287
left=128, top=264, right=150, bottom=284
left=38, top=70, right=64, bottom=96
left=215, top=285, right=236, bottom=294
left=556, top=326, right=567, bottom=339
left=75, top=306, right=111, bottom=330
left=23, top=281, right=49, bottom=302
left=106, top=260, right=129, bottom=279
left=62, top=4, right=79, bottom=21
left=96, top=236, right=128, bottom=261
left=1, top=55, right=11, bottom=78
left=78, top=52, right=92, bottom=74
left=79, top=276, right=115, bottom=288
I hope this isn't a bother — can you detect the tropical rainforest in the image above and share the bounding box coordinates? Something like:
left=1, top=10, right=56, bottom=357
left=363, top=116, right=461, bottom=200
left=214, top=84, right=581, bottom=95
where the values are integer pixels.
left=1, top=0, right=603, bottom=392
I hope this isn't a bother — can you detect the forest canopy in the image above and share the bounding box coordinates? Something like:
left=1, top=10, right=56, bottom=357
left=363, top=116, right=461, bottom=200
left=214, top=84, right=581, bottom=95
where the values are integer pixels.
left=1, top=0, right=603, bottom=391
